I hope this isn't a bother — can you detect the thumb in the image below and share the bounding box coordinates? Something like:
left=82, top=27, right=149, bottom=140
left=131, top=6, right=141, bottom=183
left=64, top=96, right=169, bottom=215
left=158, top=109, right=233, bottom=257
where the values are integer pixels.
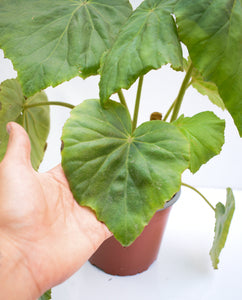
left=4, top=122, right=32, bottom=166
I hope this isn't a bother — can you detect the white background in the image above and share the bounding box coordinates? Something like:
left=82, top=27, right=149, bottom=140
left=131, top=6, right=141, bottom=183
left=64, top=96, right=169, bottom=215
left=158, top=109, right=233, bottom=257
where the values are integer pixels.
left=0, top=1, right=241, bottom=298
left=1, top=47, right=241, bottom=189
left=52, top=188, right=242, bottom=300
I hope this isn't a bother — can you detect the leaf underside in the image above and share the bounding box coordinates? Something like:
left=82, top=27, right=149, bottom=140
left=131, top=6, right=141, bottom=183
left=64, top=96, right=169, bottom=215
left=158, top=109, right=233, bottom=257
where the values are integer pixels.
left=0, top=79, right=50, bottom=170
left=191, top=79, right=226, bottom=111
left=210, top=188, right=235, bottom=269
left=173, top=112, right=225, bottom=173
left=99, top=0, right=183, bottom=104
left=175, top=0, right=242, bottom=136
left=61, top=99, right=189, bottom=246
left=0, top=0, right=132, bottom=96
left=184, top=58, right=226, bottom=110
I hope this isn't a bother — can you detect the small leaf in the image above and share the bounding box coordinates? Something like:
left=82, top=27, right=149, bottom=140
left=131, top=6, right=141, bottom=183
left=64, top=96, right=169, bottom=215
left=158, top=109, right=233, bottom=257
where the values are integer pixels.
left=0, top=79, right=50, bottom=170
left=210, top=188, right=235, bottom=269
left=173, top=112, right=225, bottom=173
left=61, top=99, right=189, bottom=246
left=175, top=0, right=242, bottom=136
left=39, top=289, right=52, bottom=300
left=99, top=0, right=183, bottom=104
left=0, top=0, right=132, bottom=96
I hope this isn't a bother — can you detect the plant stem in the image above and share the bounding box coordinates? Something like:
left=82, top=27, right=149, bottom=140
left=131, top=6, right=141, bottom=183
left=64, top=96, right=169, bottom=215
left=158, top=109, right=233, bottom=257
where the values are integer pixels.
left=163, top=99, right=176, bottom=122
left=117, top=90, right=128, bottom=109
left=187, top=80, right=193, bottom=88
left=132, top=75, right=144, bottom=132
left=24, top=101, right=75, bottom=110
left=170, top=62, right=193, bottom=122
left=182, top=182, right=216, bottom=212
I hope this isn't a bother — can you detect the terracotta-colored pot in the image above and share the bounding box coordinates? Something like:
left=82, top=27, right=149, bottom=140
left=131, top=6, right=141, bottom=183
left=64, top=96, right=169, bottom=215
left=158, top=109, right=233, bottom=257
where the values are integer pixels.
left=89, top=191, right=180, bottom=276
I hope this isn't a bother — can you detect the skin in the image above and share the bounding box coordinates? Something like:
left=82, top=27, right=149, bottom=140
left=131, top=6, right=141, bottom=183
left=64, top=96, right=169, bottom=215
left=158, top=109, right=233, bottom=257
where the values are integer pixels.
left=0, top=122, right=112, bottom=299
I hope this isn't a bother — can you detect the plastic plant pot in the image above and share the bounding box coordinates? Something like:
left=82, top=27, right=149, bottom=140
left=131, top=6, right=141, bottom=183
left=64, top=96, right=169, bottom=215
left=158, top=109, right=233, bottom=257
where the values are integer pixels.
left=89, top=190, right=180, bottom=276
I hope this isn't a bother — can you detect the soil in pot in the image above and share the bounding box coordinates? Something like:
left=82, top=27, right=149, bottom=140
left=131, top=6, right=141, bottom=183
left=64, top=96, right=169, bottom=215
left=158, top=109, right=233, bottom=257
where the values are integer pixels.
left=89, top=191, right=180, bottom=276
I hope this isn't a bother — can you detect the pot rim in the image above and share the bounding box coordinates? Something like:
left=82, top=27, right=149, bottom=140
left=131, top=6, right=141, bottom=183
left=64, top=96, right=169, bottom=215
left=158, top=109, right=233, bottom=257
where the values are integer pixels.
left=162, top=189, right=181, bottom=210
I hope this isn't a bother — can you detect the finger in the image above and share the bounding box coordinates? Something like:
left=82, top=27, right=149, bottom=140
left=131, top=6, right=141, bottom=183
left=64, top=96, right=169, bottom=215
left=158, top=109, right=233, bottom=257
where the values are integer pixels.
left=4, top=122, right=32, bottom=167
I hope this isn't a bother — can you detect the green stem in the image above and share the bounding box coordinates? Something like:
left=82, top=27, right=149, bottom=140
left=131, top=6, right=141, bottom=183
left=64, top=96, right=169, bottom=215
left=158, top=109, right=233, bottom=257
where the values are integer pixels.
left=182, top=182, right=216, bottom=212
left=170, top=62, right=193, bottom=122
left=163, top=99, right=176, bottom=122
left=117, top=90, right=128, bottom=109
left=24, top=101, right=74, bottom=110
left=132, top=76, right=144, bottom=132
left=187, top=80, right=193, bottom=88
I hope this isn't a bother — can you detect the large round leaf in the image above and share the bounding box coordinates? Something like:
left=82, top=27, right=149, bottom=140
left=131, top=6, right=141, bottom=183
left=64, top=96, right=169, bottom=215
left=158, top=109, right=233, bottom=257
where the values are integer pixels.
left=0, top=79, right=50, bottom=170
left=0, top=0, right=132, bottom=96
left=61, top=99, right=189, bottom=246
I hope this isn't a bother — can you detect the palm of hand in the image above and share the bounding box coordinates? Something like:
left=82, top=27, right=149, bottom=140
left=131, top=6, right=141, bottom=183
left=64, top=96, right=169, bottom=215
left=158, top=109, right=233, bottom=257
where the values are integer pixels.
left=0, top=123, right=110, bottom=295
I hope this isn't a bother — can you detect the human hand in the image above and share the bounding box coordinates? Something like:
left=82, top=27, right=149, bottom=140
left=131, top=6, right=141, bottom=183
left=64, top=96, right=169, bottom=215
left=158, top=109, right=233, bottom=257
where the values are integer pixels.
left=0, top=122, right=111, bottom=300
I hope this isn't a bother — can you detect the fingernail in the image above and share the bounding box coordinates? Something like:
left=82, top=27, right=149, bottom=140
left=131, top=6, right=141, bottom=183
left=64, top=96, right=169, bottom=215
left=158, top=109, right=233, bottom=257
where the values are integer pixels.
left=6, top=123, right=12, bottom=134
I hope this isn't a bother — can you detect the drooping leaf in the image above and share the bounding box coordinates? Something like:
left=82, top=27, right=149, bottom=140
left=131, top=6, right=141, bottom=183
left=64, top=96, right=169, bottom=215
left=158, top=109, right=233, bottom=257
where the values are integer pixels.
left=0, top=79, right=50, bottom=170
left=191, top=79, right=226, bottom=111
left=0, top=0, right=132, bottom=96
left=39, top=289, right=52, bottom=300
left=61, top=99, right=189, bottom=246
left=173, top=112, right=225, bottom=173
left=99, top=0, right=183, bottom=104
left=184, top=59, right=225, bottom=110
left=22, top=92, right=50, bottom=169
left=210, top=188, right=235, bottom=269
left=175, top=0, right=242, bottom=136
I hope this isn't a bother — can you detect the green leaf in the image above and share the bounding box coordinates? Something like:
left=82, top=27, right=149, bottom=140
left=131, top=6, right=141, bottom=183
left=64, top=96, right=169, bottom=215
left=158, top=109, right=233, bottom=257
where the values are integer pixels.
left=61, top=99, right=189, bottom=246
left=175, top=0, right=242, bottom=136
left=0, top=79, right=50, bottom=170
left=210, top=188, right=235, bottom=269
left=39, top=289, right=52, bottom=300
left=173, top=112, right=225, bottom=173
left=184, top=59, right=225, bottom=110
left=191, top=79, right=226, bottom=111
left=0, top=0, right=132, bottom=96
left=99, top=0, right=183, bottom=104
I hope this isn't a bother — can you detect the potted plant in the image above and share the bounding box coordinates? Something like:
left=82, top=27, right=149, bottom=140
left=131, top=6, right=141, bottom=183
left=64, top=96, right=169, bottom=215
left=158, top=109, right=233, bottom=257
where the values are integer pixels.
left=0, top=0, right=240, bottom=298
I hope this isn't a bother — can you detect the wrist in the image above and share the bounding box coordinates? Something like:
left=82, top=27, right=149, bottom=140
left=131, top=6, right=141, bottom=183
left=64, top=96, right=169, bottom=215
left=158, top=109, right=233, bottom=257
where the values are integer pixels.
left=0, top=232, right=41, bottom=300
